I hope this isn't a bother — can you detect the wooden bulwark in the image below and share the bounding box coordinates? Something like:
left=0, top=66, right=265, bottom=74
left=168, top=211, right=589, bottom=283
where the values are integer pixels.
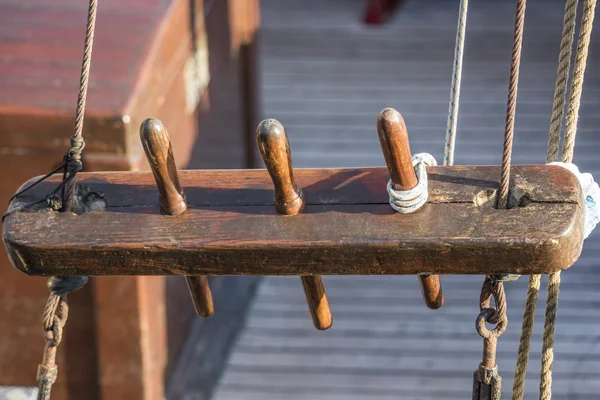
left=3, top=165, right=584, bottom=276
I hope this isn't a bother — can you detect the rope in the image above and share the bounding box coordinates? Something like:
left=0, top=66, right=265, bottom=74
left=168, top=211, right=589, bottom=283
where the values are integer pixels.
left=539, top=3, right=596, bottom=400
left=563, top=0, right=597, bottom=164
left=480, top=277, right=508, bottom=325
left=444, top=0, right=468, bottom=167
left=498, top=0, right=527, bottom=210
left=539, top=272, right=561, bottom=400
left=62, top=0, right=98, bottom=212
left=547, top=0, right=579, bottom=163
left=511, top=274, right=541, bottom=400
left=33, top=1, right=99, bottom=398
left=36, top=277, right=88, bottom=400
left=512, top=1, right=596, bottom=399
left=387, top=153, right=436, bottom=213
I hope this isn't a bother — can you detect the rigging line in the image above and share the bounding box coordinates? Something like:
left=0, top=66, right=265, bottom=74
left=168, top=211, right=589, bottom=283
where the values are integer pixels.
left=444, top=0, right=468, bottom=166
left=62, top=0, right=98, bottom=212
left=498, top=0, right=527, bottom=210
left=36, top=2, right=99, bottom=400
left=547, top=0, right=580, bottom=163
left=512, top=2, right=579, bottom=400
left=541, top=2, right=596, bottom=400
left=563, top=0, right=597, bottom=164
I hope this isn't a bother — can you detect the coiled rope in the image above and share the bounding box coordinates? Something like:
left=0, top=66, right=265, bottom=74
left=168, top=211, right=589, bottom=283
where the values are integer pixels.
left=387, top=153, right=436, bottom=213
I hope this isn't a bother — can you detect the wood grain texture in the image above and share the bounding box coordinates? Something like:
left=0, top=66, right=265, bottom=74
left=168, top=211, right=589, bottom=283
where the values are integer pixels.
left=2, top=165, right=584, bottom=276
left=140, top=117, right=214, bottom=318
left=256, top=119, right=304, bottom=215
left=140, top=118, right=188, bottom=216
left=377, top=107, right=444, bottom=309
left=376, top=108, right=418, bottom=190
left=301, top=275, right=332, bottom=330
left=256, top=118, right=331, bottom=330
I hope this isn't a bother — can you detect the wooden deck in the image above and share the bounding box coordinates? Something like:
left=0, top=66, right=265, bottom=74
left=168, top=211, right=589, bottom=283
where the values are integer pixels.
left=211, top=0, right=600, bottom=399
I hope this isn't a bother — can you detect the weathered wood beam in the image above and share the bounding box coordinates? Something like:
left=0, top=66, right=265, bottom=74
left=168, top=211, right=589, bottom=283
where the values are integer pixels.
left=3, top=165, right=584, bottom=276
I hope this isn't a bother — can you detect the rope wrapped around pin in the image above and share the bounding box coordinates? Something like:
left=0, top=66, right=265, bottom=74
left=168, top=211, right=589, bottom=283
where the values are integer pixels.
left=386, top=153, right=436, bottom=213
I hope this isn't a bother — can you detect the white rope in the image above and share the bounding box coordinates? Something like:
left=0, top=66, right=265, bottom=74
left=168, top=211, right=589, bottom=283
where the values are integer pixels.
left=444, top=0, right=469, bottom=166
left=387, top=153, right=436, bottom=213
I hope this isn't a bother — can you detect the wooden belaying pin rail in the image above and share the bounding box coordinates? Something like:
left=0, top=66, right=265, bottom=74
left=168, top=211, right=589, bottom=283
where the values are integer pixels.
left=140, top=118, right=214, bottom=318
left=376, top=108, right=444, bottom=309
left=2, top=126, right=586, bottom=278
left=256, top=119, right=332, bottom=330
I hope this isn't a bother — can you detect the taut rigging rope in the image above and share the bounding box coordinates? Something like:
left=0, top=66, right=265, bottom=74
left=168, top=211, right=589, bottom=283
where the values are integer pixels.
left=443, top=0, right=468, bottom=166
left=35, top=1, right=99, bottom=399
left=62, top=0, right=98, bottom=212
left=541, top=2, right=596, bottom=400
left=512, top=1, right=597, bottom=399
left=512, top=2, right=579, bottom=399
left=498, top=0, right=527, bottom=210
left=546, top=0, right=579, bottom=163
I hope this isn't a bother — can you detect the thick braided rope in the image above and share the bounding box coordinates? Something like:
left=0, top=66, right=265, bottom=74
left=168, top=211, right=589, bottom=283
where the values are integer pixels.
left=444, top=0, right=468, bottom=167
left=512, top=3, right=579, bottom=398
left=62, top=0, right=98, bottom=212
left=547, top=0, right=579, bottom=162
left=37, top=277, right=88, bottom=400
left=511, top=274, right=541, bottom=400
left=387, top=153, right=436, bottom=213
left=539, top=272, right=561, bottom=400
left=540, top=3, right=596, bottom=400
left=498, top=0, right=527, bottom=210
left=563, top=0, right=597, bottom=164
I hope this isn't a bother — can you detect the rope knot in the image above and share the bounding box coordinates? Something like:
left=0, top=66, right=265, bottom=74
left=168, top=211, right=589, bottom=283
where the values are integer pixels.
left=66, top=136, right=85, bottom=172
left=387, top=153, right=436, bottom=214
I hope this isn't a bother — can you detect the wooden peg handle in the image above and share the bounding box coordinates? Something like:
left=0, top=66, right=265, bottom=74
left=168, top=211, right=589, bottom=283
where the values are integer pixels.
left=185, top=276, right=214, bottom=318
left=256, top=118, right=332, bottom=330
left=140, top=118, right=214, bottom=318
left=140, top=118, right=187, bottom=216
left=377, top=108, right=418, bottom=191
left=256, top=119, right=304, bottom=215
left=376, top=108, right=444, bottom=310
left=302, top=276, right=332, bottom=330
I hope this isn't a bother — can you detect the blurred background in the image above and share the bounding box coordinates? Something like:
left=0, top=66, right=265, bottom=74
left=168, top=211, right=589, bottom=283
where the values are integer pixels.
left=0, top=0, right=599, bottom=399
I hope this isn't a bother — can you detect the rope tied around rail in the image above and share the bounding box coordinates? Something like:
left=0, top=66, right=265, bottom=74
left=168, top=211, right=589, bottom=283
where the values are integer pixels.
left=386, top=153, right=436, bottom=213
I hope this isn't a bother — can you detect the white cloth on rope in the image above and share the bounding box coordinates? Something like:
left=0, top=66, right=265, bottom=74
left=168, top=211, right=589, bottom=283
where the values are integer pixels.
left=387, top=153, right=437, bottom=214
left=549, top=162, right=599, bottom=239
